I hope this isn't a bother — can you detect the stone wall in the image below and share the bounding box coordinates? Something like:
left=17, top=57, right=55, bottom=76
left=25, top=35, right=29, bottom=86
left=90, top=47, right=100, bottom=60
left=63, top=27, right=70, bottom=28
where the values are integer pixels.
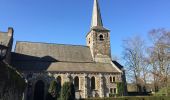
left=24, top=71, right=122, bottom=100
left=86, top=29, right=111, bottom=63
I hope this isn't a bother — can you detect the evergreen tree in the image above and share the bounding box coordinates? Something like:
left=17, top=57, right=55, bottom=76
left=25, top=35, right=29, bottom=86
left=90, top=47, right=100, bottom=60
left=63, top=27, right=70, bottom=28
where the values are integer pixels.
left=46, top=80, right=57, bottom=100
left=61, top=82, right=75, bottom=100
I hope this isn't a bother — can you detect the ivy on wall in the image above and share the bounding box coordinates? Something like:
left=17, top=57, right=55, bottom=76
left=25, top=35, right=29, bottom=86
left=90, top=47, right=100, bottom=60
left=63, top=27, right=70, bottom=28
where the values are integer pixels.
left=117, top=82, right=124, bottom=96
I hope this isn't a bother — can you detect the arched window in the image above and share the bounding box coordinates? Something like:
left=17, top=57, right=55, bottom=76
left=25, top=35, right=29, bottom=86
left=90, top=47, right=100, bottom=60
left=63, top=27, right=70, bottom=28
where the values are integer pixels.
left=99, top=34, right=104, bottom=41
left=114, top=88, right=117, bottom=94
left=56, top=76, right=62, bottom=92
left=110, top=76, right=116, bottom=83
left=57, top=76, right=61, bottom=85
left=110, top=88, right=113, bottom=93
left=91, top=77, right=95, bottom=90
left=74, top=76, right=79, bottom=90
left=113, top=77, right=115, bottom=82
left=110, top=76, right=112, bottom=83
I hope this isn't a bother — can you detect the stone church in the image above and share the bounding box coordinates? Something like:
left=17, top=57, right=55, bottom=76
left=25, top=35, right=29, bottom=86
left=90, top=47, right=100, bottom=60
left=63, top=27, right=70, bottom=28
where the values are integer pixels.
left=0, top=0, right=126, bottom=99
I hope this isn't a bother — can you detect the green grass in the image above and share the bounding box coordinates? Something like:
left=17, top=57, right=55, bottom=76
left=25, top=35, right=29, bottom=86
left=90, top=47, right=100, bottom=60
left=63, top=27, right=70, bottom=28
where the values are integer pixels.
left=155, top=87, right=167, bottom=96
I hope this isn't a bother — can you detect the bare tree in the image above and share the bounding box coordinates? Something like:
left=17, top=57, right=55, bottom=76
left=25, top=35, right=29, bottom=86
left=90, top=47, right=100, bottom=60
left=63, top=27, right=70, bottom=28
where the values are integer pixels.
left=122, top=36, right=148, bottom=92
left=148, top=28, right=170, bottom=92
left=123, top=29, right=170, bottom=94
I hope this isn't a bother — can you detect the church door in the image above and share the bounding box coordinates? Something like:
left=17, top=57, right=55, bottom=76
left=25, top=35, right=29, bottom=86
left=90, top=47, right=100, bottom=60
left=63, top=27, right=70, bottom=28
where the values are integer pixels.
left=34, top=80, right=45, bottom=100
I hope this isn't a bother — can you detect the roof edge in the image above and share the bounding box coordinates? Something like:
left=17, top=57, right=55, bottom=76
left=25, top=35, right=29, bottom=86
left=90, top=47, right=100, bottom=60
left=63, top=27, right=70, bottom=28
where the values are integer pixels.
left=15, top=41, right=89, bottom=48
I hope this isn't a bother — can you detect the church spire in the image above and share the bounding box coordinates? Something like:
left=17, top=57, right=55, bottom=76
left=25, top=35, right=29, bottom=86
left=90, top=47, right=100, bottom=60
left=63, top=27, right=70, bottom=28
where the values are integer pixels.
left=91, top=0, right=103, bottom=28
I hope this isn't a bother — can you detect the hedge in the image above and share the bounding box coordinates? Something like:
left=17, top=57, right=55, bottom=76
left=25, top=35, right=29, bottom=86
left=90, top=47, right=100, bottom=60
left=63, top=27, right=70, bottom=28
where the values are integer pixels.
left=84, top=96, right=170, bottom=100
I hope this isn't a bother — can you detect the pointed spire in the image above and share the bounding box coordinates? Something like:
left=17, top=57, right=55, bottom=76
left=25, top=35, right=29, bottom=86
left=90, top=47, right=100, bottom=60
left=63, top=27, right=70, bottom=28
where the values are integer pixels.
left=91, top=0, right=103, bottom=28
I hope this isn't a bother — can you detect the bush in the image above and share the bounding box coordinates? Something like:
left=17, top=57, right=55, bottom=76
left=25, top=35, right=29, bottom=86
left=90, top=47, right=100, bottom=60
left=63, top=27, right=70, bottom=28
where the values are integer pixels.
left=109, top=93, right=119, bottom=97
left=47, top=80, right=58, bottom=99
left=117, top=82, right=124, bottom=96
left=61, top=82, right=75, bottom=100
left=83, top=96, right=170, bottom=100
left=154, top=86, right=170, bottom=96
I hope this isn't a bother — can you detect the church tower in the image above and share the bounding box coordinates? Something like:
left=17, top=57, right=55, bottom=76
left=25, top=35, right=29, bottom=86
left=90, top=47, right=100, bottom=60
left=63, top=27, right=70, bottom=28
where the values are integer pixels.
left=86, top=0, right=111, bottom=63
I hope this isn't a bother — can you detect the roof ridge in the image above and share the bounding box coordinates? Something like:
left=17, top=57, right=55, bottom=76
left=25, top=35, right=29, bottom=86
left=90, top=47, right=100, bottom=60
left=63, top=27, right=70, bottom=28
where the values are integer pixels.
left=16, top=41, right=89, bottom=47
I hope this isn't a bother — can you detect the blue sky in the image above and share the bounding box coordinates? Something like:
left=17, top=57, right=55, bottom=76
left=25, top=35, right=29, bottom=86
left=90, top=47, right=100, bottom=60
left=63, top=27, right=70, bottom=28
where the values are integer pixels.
left=0, top=0, right=170, bottom=62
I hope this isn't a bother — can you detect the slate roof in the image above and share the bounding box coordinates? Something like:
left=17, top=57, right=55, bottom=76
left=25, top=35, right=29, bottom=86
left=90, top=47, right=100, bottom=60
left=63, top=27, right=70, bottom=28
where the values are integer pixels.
left=112, top=61, right=124, bottom=70
left=0, top=32, right=11, bottom=46
left=12, top=41, right=120, bottom=73
left=12, top=60, right=118, bottom=73
left=91, top=26, right=109, bottom=31
left=14, top=41, right=93, bottom=62
left=86, top=26, right=109, bottom=37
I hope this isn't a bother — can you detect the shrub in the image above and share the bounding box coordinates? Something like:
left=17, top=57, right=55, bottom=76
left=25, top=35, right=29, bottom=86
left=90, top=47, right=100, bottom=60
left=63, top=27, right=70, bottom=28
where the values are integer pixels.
left=109, top=93, right=119, bottom=97
left=83, top=96, right=170, bottom=100
left=48, top=80, right=58, bottom=98
left=117, top=82, right=124, bottom=96
left=47, top=80, right=63, bottom=100
left=61, top=82, right=75, bottom=100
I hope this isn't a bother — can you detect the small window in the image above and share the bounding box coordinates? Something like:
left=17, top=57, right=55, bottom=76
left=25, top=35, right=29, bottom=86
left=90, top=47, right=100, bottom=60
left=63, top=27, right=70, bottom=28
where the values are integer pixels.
left=99, top=34, right=104, bottom=41
left=74, top=76, right=79, bottom=90
left=89, top=38, right=90, bottom=44
left=114, top=88, right=117, bottom=94
left=91, top=77, right=95, bottom=90
left=110, top=88, right=113, bottom=93
left=57, top=76, right=62, bottom=92
left=57, top=76, right=62, bottom=86
left=110, top=76, right=112, bottom=83
left=110, top=88, right=117, bottom=94
left=113, top=77, right=115, bottom=82
left=110, top=76, right=116, bottom=83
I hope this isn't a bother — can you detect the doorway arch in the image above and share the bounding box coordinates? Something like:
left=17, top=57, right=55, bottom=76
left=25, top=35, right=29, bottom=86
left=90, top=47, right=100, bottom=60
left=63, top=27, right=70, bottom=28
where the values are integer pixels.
left=33, top=80, right=45, bottom=100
